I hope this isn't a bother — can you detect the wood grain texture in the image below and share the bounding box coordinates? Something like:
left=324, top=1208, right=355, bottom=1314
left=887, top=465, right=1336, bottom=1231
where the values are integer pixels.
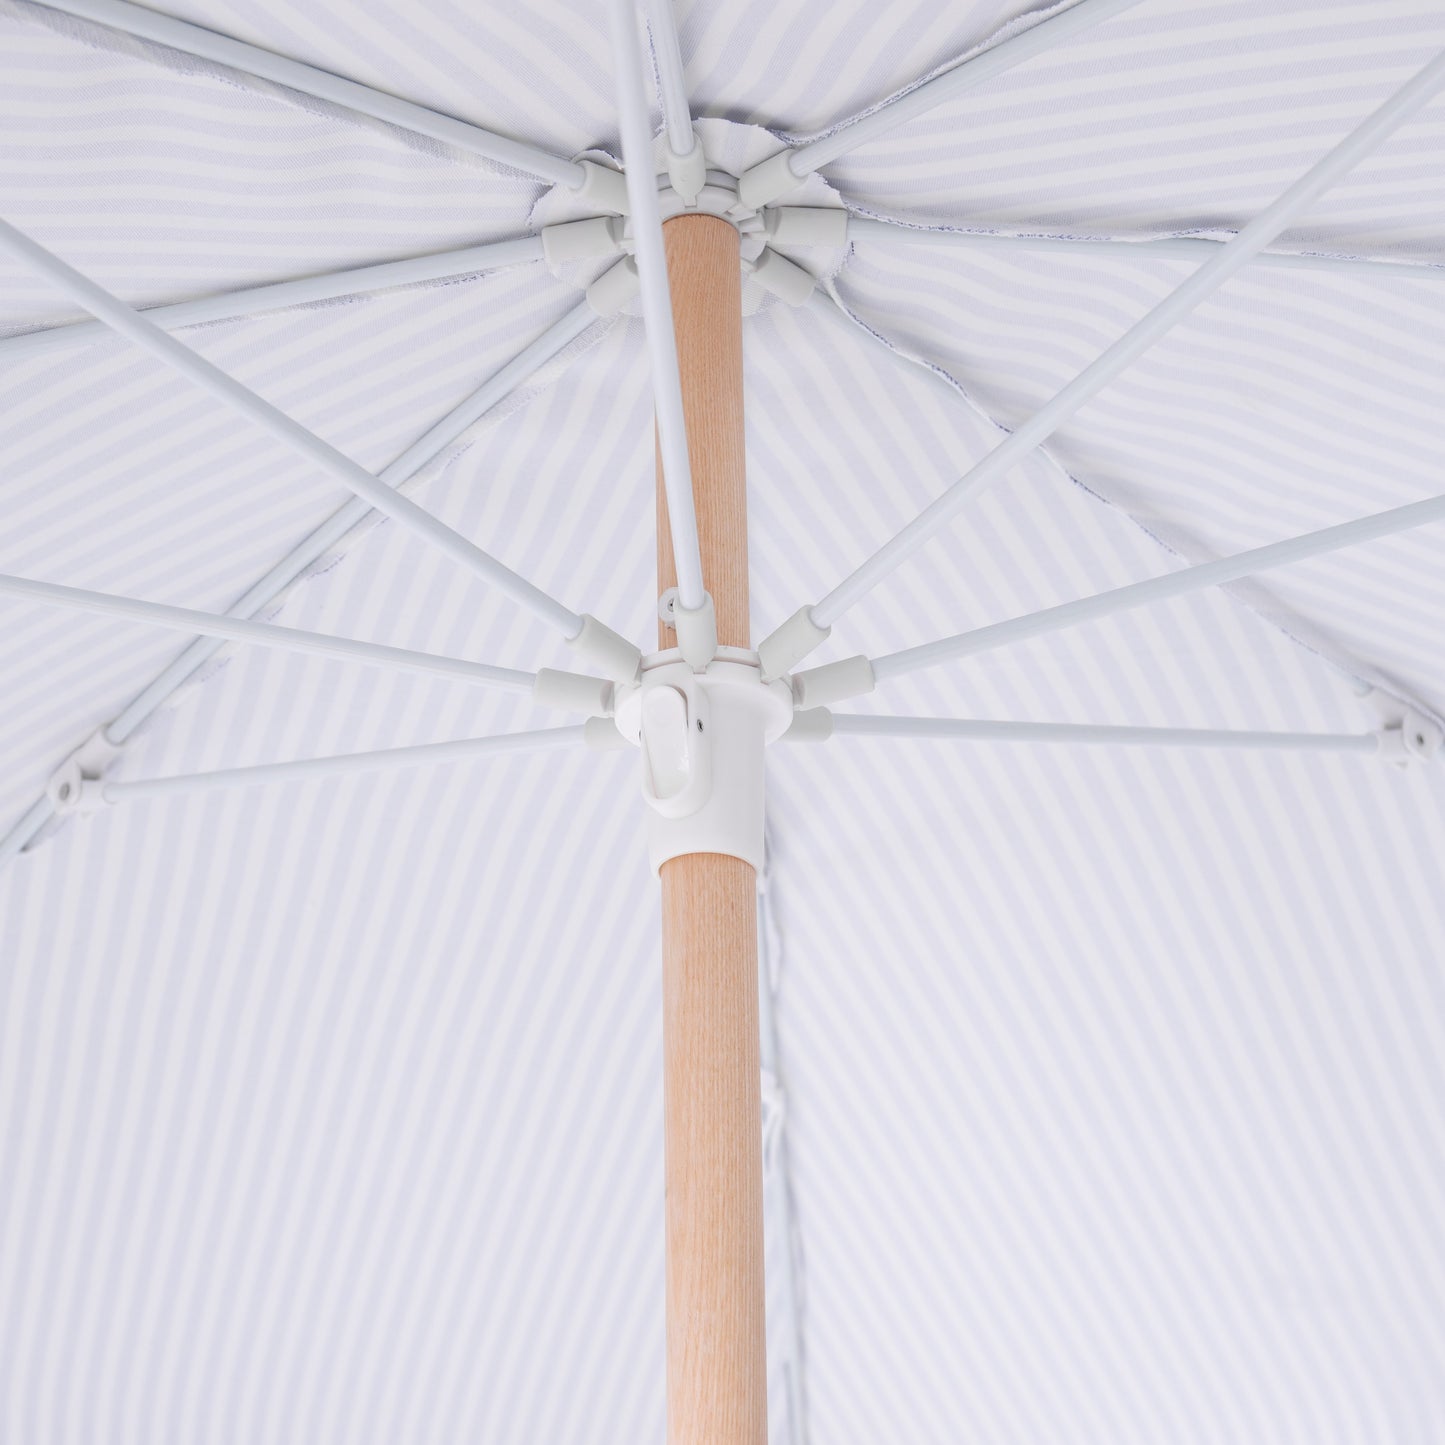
left=656, top=214, right=766, bottom=1445
left=661, top=853, right=766, bottom=1445
left=656, top=214, right=749, bottom=649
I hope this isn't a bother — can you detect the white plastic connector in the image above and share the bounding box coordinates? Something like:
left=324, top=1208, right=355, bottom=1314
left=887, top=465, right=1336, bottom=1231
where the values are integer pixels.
left=566, top=613, right=642, bottom=684
left=674, top=593, right=718, bottom=670
left=781, top=707, right=835, bottom=742
left=758, top=605, right=831, bottom=680
left=47, top=772, right=108, bottom=814
left=584, top=715, right=633, bottom=750
left=571, top=158, right=630, bottom=215
left=614, top=658, right=793, bottom=873
left=532, top=667, right=615, bottom=717
left=764, top=206, right=850, bottom=248
left=1356, top=688, right=1442, bottom=767
left=737, top=229, right=768, bottom=267
left=542, top=216, right=625, bottom=266
left=747, top=247, right=817, bottom=306
left=791, top=655, right=876, bottom=709
left=666, top=137, right=708, bottom=205
left=46, top=725, right=123, bottom=815
left=585, top=256, right=640, bottom=315
left=1376, top=710, right=1443, bottom=766
left=738, top=149, right=806, bottom=210
left=657, top=170, right=753, bottom=226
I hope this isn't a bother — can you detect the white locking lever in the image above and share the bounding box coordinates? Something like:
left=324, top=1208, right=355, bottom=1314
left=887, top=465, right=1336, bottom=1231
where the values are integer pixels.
left=639, top=681, right=712, bottom=817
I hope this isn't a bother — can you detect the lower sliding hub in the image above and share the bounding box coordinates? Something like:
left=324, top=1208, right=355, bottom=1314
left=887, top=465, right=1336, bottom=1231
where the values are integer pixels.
left=612, top=654, right=793, bottom=873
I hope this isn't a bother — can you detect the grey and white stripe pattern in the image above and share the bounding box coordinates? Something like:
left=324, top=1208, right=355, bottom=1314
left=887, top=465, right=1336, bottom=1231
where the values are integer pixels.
left=3, top=1, right=1445, bottom=1440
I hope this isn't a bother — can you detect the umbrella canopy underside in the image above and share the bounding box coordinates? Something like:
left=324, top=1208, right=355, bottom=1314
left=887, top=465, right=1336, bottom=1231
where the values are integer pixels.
left=2, top=1, right=1444, bottom=1440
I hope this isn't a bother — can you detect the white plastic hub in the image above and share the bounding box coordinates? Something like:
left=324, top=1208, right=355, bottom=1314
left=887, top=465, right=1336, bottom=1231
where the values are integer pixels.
left=534, top=122, right=851, bottom=318
left=654, top=168, right=762, bottom=230
left=613, top=654, right=793, bottom=874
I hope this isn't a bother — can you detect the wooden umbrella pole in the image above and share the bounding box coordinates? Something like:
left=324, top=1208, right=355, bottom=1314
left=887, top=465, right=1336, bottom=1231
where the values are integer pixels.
left=656, top=213, right=766, bottom=1445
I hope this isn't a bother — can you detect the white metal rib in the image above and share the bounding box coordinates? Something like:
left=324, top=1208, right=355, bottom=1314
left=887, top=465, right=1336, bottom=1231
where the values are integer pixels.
left=846, top=217, right=1445, bottom=282
left=608, top=0, right=707, bottom=613
left=761, top=0, right=1145, bottom=183
left=0, top=572, right=537, bottom=691
left=32, top=0, right=587, bottom=187
left=102, top=727, right=588, bottom=802
left=105, top=299, right=598, bottom=743
left=0, top=302, right=602, bottom=865
left=827, top=714, right=1379, bottom=754
left=868, top=488, right=1445, bottom=684
left=644, top=0, right=696, bottom=158
left=797, top=44, right=1445, bottom=635
left=0, top=797, right=53, bottom=869
left=0, top=236, right=546, bottom=360
left=0, top=216, right=587, bottom=639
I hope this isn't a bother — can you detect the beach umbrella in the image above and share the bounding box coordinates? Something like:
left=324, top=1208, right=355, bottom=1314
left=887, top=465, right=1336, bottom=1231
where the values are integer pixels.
left=2, top=0, right=1445, bottom=1439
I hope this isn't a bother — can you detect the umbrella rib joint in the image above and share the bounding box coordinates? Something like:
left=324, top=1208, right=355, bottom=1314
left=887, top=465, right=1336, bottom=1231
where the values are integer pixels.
left=755, top=43, right=1445, bottom=680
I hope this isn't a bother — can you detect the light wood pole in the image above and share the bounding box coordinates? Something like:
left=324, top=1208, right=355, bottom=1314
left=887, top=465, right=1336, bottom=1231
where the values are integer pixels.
left=655, top=213, right=767, bottom=1445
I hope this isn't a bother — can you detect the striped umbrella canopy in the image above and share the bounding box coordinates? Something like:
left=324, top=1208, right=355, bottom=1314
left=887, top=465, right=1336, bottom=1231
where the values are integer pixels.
left=3, top=1, right=1445, bottom=1440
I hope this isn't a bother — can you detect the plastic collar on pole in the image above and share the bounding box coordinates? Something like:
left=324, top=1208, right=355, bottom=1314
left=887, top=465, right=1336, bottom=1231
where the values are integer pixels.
left=614, top=657, right=793, bottom=873
left=543, top=162, right=848, bottom=323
